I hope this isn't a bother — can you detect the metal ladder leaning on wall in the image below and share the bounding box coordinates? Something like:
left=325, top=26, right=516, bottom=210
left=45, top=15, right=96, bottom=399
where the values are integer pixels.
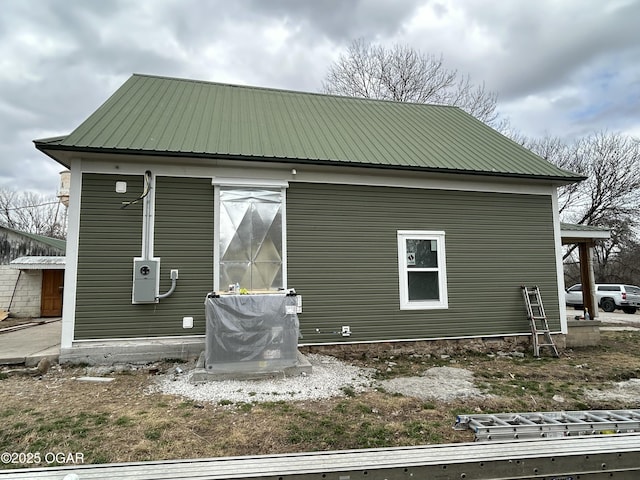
left=455, top=409, right=640, bottom=441
left=521, top=285, right=559, bottom=357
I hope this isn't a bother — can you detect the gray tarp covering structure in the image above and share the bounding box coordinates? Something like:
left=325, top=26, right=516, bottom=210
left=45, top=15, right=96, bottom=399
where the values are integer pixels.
left=205, top=293, right=300, bottom=373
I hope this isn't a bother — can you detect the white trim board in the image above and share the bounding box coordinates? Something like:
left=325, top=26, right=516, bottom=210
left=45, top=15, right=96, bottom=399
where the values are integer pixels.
left=74, top=155, right=558, bottom=196
left=60, top=159, right=83, bottom=349
left=66, top=331, right=550, bottom=348
left=560, top=229, right=611, bottom=240
left=552, top=190, right=568, bottom=334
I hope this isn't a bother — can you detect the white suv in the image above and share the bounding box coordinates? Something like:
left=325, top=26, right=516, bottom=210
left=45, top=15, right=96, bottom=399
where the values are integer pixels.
left=565, top=284, right=640, bottom=314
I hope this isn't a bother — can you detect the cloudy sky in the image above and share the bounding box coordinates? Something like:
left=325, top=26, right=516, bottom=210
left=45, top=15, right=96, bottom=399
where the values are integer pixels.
left=1, top=0, right=639, bottom=196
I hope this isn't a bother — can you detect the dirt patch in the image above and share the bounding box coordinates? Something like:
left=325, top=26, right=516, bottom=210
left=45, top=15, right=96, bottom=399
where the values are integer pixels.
left=379, top=367, right=487, bottom=402
left=584, top=379, right=640, bottom=403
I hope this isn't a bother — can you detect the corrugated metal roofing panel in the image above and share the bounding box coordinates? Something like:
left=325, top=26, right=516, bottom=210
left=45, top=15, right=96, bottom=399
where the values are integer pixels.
left=43, top=74, right=582, bottom=181
left=560, top=222, right=609, bottom=233
left=560, top=222, right=611, bottom=240
left=10, top=256, right=66, bottom=269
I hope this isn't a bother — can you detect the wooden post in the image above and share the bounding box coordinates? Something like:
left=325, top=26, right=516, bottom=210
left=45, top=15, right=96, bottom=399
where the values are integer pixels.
left=578, top=241, right=597, bottom=318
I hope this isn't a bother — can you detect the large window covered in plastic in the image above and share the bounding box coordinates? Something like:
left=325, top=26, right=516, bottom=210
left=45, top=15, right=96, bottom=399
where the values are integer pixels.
left=218, top=187, right=284, bottom=291
left=205, top=293, right=300, bottom=373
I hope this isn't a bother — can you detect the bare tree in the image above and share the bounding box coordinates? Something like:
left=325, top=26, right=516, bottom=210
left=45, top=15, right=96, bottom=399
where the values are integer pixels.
left=322, top=39, right=501, bottom=126
left=526, top=132, right=640, bottom=228
left=609, top=238, right=640, bottom=285
left=592, top=217, right=637, bottom=282
left=523, top=131, right=640, bottom=280
left=0, top=188, right=67, bottom=239
left=521, top=134, right=585, bottom=217
left=573, top=133, right=640, bottom=227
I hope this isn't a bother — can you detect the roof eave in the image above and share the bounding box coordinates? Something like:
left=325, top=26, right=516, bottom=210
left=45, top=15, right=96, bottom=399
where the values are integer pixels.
left=34, top=137, right=72, bottom=169
left=34, top=144, right=587, bottom=184
left=560, top=223, right=611, bottom=242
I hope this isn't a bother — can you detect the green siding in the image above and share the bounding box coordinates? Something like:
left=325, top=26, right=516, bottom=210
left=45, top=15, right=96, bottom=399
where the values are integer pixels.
left=286, top=182, right=560, bottom=343
left=75, top=174, right=213, bottom=340
left=75, top=175, right=560, bottom=343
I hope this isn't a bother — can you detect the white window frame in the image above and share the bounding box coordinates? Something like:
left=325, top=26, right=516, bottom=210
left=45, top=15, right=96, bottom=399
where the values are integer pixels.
left=397, top=230, right=448, bottom=310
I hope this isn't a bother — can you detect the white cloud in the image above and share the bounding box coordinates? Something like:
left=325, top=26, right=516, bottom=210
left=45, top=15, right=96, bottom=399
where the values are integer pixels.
left=0, top=0, right=639, bottom=195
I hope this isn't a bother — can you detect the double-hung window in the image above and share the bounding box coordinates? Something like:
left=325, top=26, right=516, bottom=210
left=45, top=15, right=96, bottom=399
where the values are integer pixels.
left=397, top=231, right=448, bottom=310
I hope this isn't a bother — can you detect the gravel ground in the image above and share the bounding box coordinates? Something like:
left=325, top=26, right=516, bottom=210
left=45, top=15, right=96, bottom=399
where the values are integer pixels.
left=149, top=354, right=376, bottom=404
left=143, top=314, right=639, bottom=406
left=572, top=309, right=640, bottom=328
left=149, top=357, right=484, bottom=405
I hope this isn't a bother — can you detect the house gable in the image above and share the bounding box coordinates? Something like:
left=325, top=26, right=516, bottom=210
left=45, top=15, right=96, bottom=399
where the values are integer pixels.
left=31, top=74, right=576, bottom=359
left=36, top=74, right=582, bottom=183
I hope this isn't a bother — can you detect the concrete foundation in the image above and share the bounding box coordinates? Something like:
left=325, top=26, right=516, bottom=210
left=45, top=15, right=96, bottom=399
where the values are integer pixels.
left=58, top=332, right=569, bottom=366
left=60, top=338, right=205, bottom=365
left=190, top=350, right=313, bottom=382
left=300, top=334, right=566, bottom=359
left=566, top=320, right=601, bottom=347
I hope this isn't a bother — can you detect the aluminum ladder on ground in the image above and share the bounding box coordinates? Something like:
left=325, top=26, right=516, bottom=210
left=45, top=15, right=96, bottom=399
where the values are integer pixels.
left=455, top=409, right=640, bottom=442
left=521, top=285, right=559, bottom=357
left=10, top=433, right=640, bottom=479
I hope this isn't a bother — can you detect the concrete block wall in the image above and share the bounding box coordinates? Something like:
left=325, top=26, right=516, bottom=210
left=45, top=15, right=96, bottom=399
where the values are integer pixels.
left=0, top=265, right=42, bottom=317
left=566, top=320, right=601, bottom=347
left=0, top=265, right=19, bottom=311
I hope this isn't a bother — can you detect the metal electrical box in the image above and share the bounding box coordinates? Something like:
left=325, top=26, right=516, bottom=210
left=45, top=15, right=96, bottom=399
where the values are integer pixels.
left=132, top=258, right=160, bottom=303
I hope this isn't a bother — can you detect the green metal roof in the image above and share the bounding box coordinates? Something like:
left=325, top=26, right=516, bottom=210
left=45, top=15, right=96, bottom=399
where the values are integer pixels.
left=1, top=225, right=66, bottom=252
left=36, top=74, right=583, bottom=182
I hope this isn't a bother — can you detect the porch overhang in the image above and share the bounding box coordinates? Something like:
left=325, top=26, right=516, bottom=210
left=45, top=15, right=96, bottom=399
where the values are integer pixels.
left=560, top=223, right=610, bottom=319
left=10, top=256, right=66, bottom=270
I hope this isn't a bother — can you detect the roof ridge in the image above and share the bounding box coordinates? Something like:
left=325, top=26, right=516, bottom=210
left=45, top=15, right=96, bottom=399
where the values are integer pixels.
left=130, top=73, right=457, bottom=110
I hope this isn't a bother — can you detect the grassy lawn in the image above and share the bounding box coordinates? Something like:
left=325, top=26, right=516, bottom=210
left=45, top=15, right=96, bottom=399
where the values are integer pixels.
left=1, top=329, right=639, bottom=469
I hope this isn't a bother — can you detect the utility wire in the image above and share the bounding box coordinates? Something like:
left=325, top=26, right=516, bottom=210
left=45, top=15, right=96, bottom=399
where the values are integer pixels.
left=4, top=201, right=61, bottom=211
left=121, top=171, right=152, bottom=209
